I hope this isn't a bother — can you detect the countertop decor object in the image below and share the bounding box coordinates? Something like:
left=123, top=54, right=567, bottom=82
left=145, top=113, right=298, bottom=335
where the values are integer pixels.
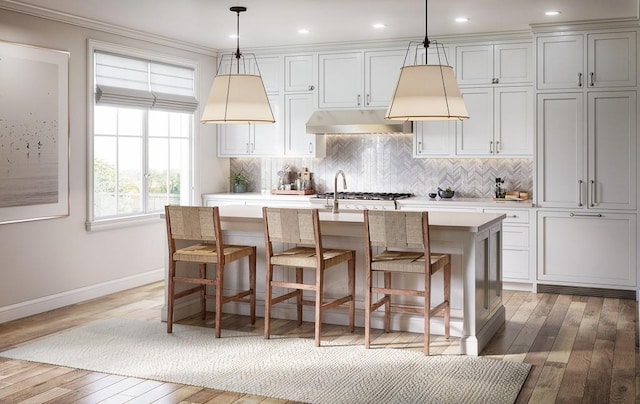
left=200, top=6, right=274, bottom=124
left=437, top=187, right=455, bottom=199
left=231, top=171, right=250, bottom=193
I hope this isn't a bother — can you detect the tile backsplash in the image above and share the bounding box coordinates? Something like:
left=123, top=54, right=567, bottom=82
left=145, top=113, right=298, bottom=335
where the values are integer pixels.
left=229, top=133, right=533, bottom=198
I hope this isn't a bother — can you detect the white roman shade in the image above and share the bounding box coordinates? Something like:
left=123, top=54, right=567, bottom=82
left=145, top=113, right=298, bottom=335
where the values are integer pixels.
left=94, top=52, right=198, bottom=111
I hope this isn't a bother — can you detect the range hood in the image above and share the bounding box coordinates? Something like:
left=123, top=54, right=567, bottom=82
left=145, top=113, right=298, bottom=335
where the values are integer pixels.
left=305, top=109, right=412, bottom=134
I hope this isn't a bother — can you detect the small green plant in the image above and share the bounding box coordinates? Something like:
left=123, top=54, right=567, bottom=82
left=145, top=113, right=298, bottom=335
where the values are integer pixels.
left=231, top=171, right=250, bottom=186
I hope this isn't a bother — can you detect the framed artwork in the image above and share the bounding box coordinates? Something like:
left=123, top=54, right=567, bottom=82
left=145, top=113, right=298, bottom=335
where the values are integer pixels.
left=0, top=41, right=69, bottom=225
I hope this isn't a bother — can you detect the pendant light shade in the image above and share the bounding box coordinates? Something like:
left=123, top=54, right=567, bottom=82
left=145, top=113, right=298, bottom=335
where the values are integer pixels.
left=385, top=64, right=468, bottom=121
left=201, top=6, right=275, bottom=125
left=385, top=0, right=468, bottom=121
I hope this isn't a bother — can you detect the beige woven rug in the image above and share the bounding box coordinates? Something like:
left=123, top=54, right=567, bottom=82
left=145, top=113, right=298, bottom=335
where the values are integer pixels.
left=1, top=318, right=530, bottom=404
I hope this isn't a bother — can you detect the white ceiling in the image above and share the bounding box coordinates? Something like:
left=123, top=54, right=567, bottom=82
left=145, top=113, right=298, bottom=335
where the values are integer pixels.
left=5, top=0, right=640, bottom=50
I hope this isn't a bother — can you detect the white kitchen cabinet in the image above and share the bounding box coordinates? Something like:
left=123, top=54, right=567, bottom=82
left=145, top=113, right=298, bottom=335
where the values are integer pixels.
left=536, top=91, right=637, bottom=210
left=218, top=94, right=283, bottom=156
left=218, top=55, right=281, bottom=94
left=484, top=208, right=533, bottom=284
left=536, top=31, right=637, bottom=90
left=456, top=42, right=533, bottom=86
left=537, top=210, right=637, bottom=288
left=413, top=120, right=455, bottom=157
left=284, top=93, right=326, bottom=157
left=318, top=49, right=405, bottom=109
left=456, top=86, right=533, bottom=156
left=284, top=54, right=316, bottom=92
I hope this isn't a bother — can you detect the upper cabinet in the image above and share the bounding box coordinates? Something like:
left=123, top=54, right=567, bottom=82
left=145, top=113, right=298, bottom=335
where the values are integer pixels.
left=455, top=42, right=533, bottom=86
left=284, top=54, right=316, bottom=92
left=318, top=49, right=405, bottom=109
left=536, top=31, right=637, bottom=90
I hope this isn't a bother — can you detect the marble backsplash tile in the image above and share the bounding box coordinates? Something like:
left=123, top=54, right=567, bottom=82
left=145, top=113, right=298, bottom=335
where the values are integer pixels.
left=229, top=133, right=533, bottom=198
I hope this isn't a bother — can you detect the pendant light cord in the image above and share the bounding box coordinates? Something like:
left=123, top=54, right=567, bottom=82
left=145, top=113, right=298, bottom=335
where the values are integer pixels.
left=423, top=0, right=430, bottom=49
left=235, top=9, right=241, bottom=74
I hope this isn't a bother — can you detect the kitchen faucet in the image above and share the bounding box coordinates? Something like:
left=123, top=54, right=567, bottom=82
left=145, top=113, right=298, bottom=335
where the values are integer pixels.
left=333, top=170, right=347, bottom=213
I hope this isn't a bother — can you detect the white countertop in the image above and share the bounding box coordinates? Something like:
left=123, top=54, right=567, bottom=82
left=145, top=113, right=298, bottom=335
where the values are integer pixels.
left=218, top=204, right=506, bottom=233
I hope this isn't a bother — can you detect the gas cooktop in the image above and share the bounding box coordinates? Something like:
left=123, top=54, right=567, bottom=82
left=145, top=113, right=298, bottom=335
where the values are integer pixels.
left=314, top=192, right=413, bottom=201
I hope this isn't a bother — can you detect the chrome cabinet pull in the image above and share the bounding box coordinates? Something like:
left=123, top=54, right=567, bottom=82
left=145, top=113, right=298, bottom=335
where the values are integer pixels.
left=366, top=94, right=370, bottom=105
left=308, top=142, right=313, bottom=154
left=418, top=141, right=423, bottom=154
left=589, top=179, right=596, bottom=207
left=578, top=72, right=583, bottom=87
left=246, top=143, right=250, bottom=154
left=570, top=212, right=603, bottom=218
left=577, top=180, right=583, bottom=207
left=357, top=94, right=361, bottom=106
left=308, top=85, right=315, bottom=91
left=495, top=140, right=500, bottom=154
left=590, top=72, right=595, bottom=86
left=489, top=140, right=494, bottom=154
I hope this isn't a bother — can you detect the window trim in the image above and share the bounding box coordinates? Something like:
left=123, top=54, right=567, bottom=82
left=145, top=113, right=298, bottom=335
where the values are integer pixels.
left=87, top=39, right=199, bottom=230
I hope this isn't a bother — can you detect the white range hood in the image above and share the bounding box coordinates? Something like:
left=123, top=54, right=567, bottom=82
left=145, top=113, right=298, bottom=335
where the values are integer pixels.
left=305, top=109, right=413, bottom=135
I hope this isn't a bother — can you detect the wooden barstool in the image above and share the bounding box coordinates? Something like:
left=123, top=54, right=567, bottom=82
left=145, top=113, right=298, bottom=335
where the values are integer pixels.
left=164, top=205, right=256, bottom=337
left=363, top=210, right=451, bottom=355
left=262, top=207, right=356, bottom=346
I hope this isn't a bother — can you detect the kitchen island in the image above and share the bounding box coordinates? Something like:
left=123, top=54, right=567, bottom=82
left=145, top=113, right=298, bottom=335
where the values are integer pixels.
left=165, top=204, right=506, bottom=355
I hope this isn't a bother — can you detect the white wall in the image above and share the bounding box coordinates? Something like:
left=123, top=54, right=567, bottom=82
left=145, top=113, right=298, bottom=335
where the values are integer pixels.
left=0, top=8, right=228, bottom=322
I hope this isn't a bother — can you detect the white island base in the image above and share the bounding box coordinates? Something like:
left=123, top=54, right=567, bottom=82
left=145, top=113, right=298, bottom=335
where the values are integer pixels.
left=163, top=205, right=506, bottom=356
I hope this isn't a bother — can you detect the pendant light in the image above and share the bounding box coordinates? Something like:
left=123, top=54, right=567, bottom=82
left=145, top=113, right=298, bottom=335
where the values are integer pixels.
left=201, top=6, right=275, bottom=124
left=385, top=0, right=468, bottom=121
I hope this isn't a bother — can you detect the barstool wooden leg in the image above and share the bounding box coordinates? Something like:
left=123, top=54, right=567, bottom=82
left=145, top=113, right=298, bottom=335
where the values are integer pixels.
left=384, top=272, right=391, bottom=333
left=215, top=263, right=224, bottom=338
left=364, top=263, right=372, bottom=349
left=296, top=267, right=303, bottom=326
left=424, top=267, right=431, bottom=356
left=199, top=263, right=206, bottom=320
left=444, top=260, right=451, bottom=339
left=249, top=249, right=256, bottom=325
left=264, top=263, right=273, bottom=340
left=314, top=267, right=324, bottom=347
left=348, top=257, right=355, bottom=333
left=167, top=261, right=176, bottom=333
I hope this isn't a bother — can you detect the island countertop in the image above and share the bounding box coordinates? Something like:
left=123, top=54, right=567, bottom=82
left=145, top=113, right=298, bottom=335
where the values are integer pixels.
left=217, top=204, right=506, bottom=234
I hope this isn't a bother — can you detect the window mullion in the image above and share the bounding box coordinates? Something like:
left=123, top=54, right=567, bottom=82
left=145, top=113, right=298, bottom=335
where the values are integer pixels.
left=143, top=110, right=150, bottom=214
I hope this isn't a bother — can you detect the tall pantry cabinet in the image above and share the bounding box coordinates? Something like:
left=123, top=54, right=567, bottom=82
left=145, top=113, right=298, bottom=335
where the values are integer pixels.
left=534, top=23, right=639, bottom=292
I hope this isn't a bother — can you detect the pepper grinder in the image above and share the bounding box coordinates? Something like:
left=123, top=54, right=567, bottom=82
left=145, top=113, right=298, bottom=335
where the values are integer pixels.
left=495, top=177, right=505, bottom=198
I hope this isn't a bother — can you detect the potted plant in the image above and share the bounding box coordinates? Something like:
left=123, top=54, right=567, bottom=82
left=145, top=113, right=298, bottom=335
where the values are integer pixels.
left=231, top=171, right=250, bottom=193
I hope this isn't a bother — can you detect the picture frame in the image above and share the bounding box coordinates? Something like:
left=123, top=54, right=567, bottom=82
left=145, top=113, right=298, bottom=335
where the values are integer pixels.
left=0, top=41, right=69, bottom=225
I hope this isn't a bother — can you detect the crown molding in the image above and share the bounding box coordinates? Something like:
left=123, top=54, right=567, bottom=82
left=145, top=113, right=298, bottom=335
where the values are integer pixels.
left=530, top=17, right=640, bottom=35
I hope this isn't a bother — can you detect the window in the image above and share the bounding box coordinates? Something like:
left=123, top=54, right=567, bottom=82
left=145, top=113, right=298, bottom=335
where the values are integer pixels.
left=88, top=42, right=198, bottom=229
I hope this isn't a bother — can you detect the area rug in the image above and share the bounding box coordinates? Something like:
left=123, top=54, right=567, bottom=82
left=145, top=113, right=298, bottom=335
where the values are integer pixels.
left=1, top=318, right=530, bottom=404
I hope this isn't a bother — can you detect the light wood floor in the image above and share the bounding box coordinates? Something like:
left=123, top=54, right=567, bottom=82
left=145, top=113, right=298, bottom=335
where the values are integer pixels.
left=0, top=282, right=637, bottom=403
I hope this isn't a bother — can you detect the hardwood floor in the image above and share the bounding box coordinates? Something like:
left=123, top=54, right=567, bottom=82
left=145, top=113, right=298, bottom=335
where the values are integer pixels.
left=0, top=282, right=637, bottom=403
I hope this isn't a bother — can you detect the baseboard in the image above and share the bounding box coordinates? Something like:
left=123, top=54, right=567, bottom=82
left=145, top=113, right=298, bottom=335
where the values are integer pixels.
left=537, top=283, right=636, bottom=300
left=0, top=268, right=164, bottom=324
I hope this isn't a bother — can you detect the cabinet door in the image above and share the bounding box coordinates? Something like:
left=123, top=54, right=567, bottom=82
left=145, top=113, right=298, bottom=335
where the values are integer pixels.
left=536, top=93, right=585, bottom=208
left=284, top=54, right=316, bottom=92
left=456, top=88, right=494, bottom=155
left=252, top=94, right=283, bottom=156
left=536, top=35, right=584, bottom=90
left=218, top=124, right=252, bottom=156
left=364, top=49, right=405, bottom=107
left=413, top=121, right=454, bottom=157
left=494, top=86, right=533, bottom=156
left=588, top=91, right=637, bottom=210
left=587, top=32, right=637, bottom=88
left=284, top=93, right=326, bottom=157
left=318, top=52, right=362, bottom=108
left=254, top=56, right=281, bottom=93
left=537, top=211, right=637, bottom=287
left=494, top=43, right=533, bottom=84
left=456, top=45, right=493, bottom=86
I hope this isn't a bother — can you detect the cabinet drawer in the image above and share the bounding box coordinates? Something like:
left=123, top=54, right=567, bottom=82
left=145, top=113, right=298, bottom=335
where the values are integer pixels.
left=502, top=225, right=529, bottom=249
left=503, top=249, right=530, bottom=280
left=484, top=208, right=530, bottom=223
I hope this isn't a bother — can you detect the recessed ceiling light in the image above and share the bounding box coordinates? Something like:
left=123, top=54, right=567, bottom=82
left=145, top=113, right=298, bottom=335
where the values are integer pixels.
left=298, top=29, right=310, bottom=34
left=373, top=23, right=386, bottom=29
left=545, top=11, right=561, bottom=16
left=455, top=17, right=469, bottom=23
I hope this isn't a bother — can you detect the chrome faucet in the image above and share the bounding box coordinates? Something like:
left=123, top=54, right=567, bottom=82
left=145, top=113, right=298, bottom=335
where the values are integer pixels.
left=333, top=170, right=347, bottom=213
